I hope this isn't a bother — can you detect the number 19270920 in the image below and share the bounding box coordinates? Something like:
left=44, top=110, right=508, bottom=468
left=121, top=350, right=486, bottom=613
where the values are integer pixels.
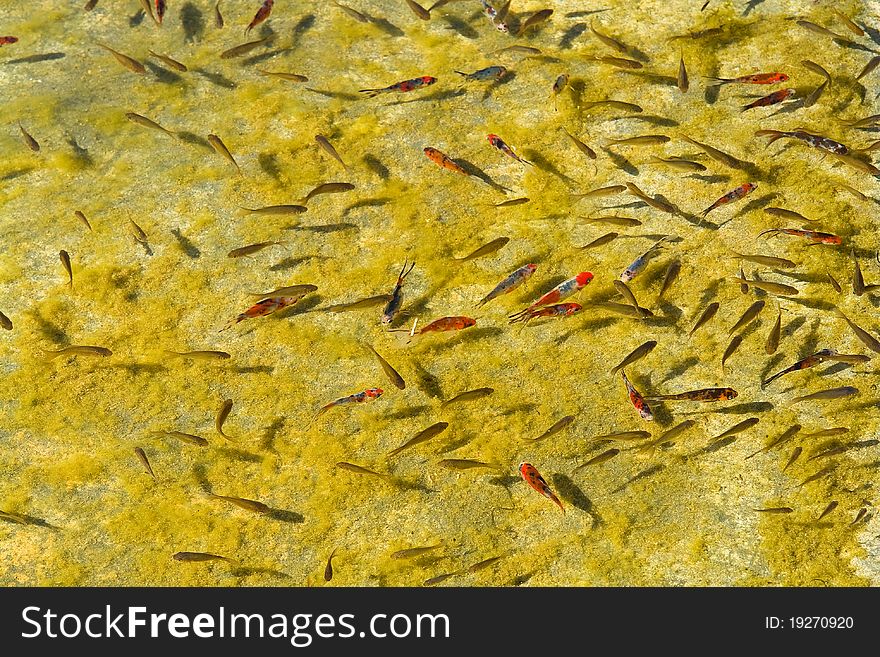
left=766, top=617, right=854, bottom=629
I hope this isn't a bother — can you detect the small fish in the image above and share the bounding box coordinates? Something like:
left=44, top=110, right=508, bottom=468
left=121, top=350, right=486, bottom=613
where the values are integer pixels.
left=620, top=236, right=670, bottom=282
left=509, top=272, right=593, bottom=320
left=755, top=129, right=847, bottom=155
left=625, top=182, right=676, bottom=213
left=389, top=421, right=449, bottom=456
left=575, top=449, right=620, bottom=470
left=519, top=463, right=563, bottom=512
left=487, top=134, right=532, bottom=166
left=580, top=232, right=618, bottom=249
left=365, top=344, right=405, bottom=390
left=59, top=250, right=73, bottom=288
left=259, top=70, right=308, bottom=82
left=834, top=307, right=880, bottom=353
left=759, top=228, right=842, bottom=245
left=552, top=73, right=569, bottom=98
left=480, top=0, right=509, bottom=33
left=763, top=208, right=813, bottom=224
left=762, top=349, right=837, bottom=386
left=424, top=147, right=471, bottom=176
left=317, top=388, right=384, bottom=418
left=799, top=465, right=835, bottom=487
left=467, top=554, right=506, bottom=573
left=682, top=136, right=749, bottom=169
left=240, top=205, right=308, bottom=215
left=215, top=399, right=234, bottom=439
left=208, top=493, right=270, bottom=514
left=622, top=370, right=654, bottom=421
left=708, top=72, right=789, bottom=86
left=441, top=387, right=494, bottom=408
left=728, top=300, right=766, bottom=335
left=247, top=284, right=317, bottom=299
left=43, top=345, right=112, bottom=359
left=455, top=66, right=508, bottom=82
left=574, top=185, right=628, bottom=200
left=638, top=420, right=696, bottom=453
left=713, top=417, right=759, bottom=440
left=581, top=100, right=643, bottom=113
left=336, top=462, right=388, bottom=478
left=594, top=430, right=651, bottom=441
left=173, top=552, right=234, bottom=564
left=678, top=54, right=689, bottom=93
left=18, top=122, right=39, bottom=152
left=359, top=76, right=437, bottom=97
left=593, top=302, right=654, bottom=318
left=391, top=544, right=443, bottom=560
left=438, top=459, right=499, bottom=471
left=657, top=259, right=681, bottom=301
left=593, top=55, right=643, bottom=69
left=324, top=548, right=337, bottom=582
left=765, top=310, right=782, bottom=355
left=227, top=241, right=282, bottom=258
left=492, top=45, right=542, bottom=56
left=564, top=130, right=597, bottom=160
left=134, top=447, right=156, bottom=480
left=207, top=134, right=241, bottom=174
left=214, top=1, right=224, bottom=28
left=852, top=251, right=865, bottom=296
left=74, top=211, right=92, bottom=231
left=334, top=2, right=369, bottom=23
left=730, top=276, right=798, bottom=296
left=782, top=446, right=802, bottom=472
left=517, top=8, right=553, bottom=36
left=649, top=157, right=706, bottom=173
left=582, top=215, right=641, bottom=227
left=84, top=0, right=99, bottom=10
left=645, top=388, right=738, bottom=402
left=590, top=21, right=629, bottom=53
left=151, top=430, right=209, bottom=447
left=754, top=507, right=793, bottom=514
left=613, top=280, right=645, bottom=318
left=688, top=301, right=720, bottom=337
left=406, top=316, right=477, bottom=337
left=219, top=36, right=273, bottom=59
left=817, top=501, right=838, bottom=521
left=797, top=19, right=846, bottom=39
left=493, top=197, right=530, bottom=208
left=300, top=182, right=355, bottom=204
left=827, top=272, right=842, bottom=293
left=610, top=341, right=657, bottom=375
left=148, top=50, right=187, bottom=72
left=423, top=572, right=458, bottom=586
left=792, top=387, right=858, bottom=403
left=154, top=0, right=166, bottom=24
left=509, top=302, right=582, bottom=325
left=165, top=350, right=231, bottom=361
left=246, top=0, right=274, bottom=34
left=738, top=266, right=748, bottom=294
left=382, top=260, right=416, bottom=325
left=220, top=296, right=301, bottom=331
left=454, top=236, right=510, bottom=262
left=857, top=55, right=880, bottom=81
left=0, top=311, right=12, bottom=331
left=701, top=183, right=757, bottom=218
left=315, top=135, right=348, bottom=170
left=0, top=36, right=19, bottom=46
left=97, top=43, right=146, bottom=74
left=405, top=0, right=431, bottom=20
left=608, top=135, right=671, bottom=147
left=833, top=9, right=864, bottom=36
left=324, top=295, right=393, bottom=312
left=722, top=335, right=742, bottom=369
left=532, top=415, right=575, bottom=441
left=126, top=112, right=176, bottom=137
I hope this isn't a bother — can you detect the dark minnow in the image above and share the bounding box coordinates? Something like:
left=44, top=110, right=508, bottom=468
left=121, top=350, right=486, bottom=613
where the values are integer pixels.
left=173, top=552, right=235, bottom=564
left=216, top=399, right=233, bottom=439
left=746, top=424, right=802, bottom=460
left=388, top=422, right=449, bottom=457
left=491, top=45, right=542, bottom=56
left=581, top=232, right=619, bottom=249
left=801, top=59, right=831, bottom=82
left=454, top=237, right=510, bottom=262
left=582, top=215, right=642, bottom=227
left=96, top=43, right=146, bottom=74
left=593, top=430, right=651, bottom=441
left=467, top=555, right=506, bottom=573
left=817, top=501, right=838, bottom=521
left=59, top=250, right=73, bottom=288
left=782, top=446, right=802, bottom=472
left=803, top=427, right=849, bottom=438
left=588, top=20, right=629, bottom=52
left=682, top=136, right=749, bottom=169
left=575, top=449, right=620, bottom=470
left=657, top=259, right=681, bottom=301
left=762, top=349, right=838, bottom=386
left=517, top=8, right=553, bottom=36
left=637, top=419, right=697, bottom=454
left=18, top=122, right=39, bottom=152
left=365, top=344, right=405, bottom=390
left=0, top=311, right=12, bottom=331
left=334, top=1, right=369, bottom=22
left=722, top=335, right=742, bottom=369
left=214, top=1, right=224, bottom=28
left=381, top=259, right=416, bottom=325
left=755, top=129, right=848, bottom=155
left=730, top=276, right=798, bottom=296
left=581, top=100, right=643, bottom=113
left=645, top=388, right=738, bottom=402
left=552, top=73, right=569, bottom=105
left=531, top=415, right=575, bottom=441
left=477, top=264, right=537, bottom=308
left=247, top=284, right=317, bottom=298
left=134, top=447, right=156, bottom=480
left=738, top=266, right=748, bottom=295
left=792, top=387, right=858, bottom=403
left=219, top=36, right=273, bottom=59
left=796, top=20, right=846, bottom=39
left=227, top=241, right=282, bottom=258
left=833, top=9, right=864, bottom=36
left=607, top=135, right=671, bottom=147
left=207, top=493, right=270, bottom=514
left=592, top=302, right=654, bottom=318
left=315, top=135, right=348, bottom=171
left=455, top=65, right=507, bottom=82
left=833, top=307, right=880, bottom=353
left=613, top=280, right=646, bottom=317
left=493, top=197, right=530, bottom=208
left=728, top=300, right=765, bottom=335
left=259, top=70, right=309, bottom=82
left=324, top=548, right=337, bottom=582
left=700, top=182, right=757, bottom=218
left=830, top=151, right=880, bottom=175
left=856, top=55, right=880, bottom=81
left=688, top=301, right=720, bottom=337
left=573, top=184, right=627, bottom=200
left=821, top=352, right=870, bottom=364
left=754, top=507, right=793, bottom=514
left=827, top=272, right=842, bottom=293
left=441, top=387, right=494, bottom=408
left=798, top=465, right=836, bottom=488
left=405, top=0, right=431, bottom=20
left=148, top=50, right=187, bottom=72
left=610, top=341, right=657, bottom=375
left=668, top=26, right=724, bottom=40
left=851, top=509, right=869, bottom=526
left=126, top=112, right=176, bottom=138
left=359, top=76, right=437, bottom=98
left=391, top=544, right=443, bottom=560
left=84, top=0, right=99, bottom=9
left=625, top=182, right=676, bottom=213
left=240, top=205, right=307, bottom=215
left=164, top=350, right=231, bottom=361
left=74, top=211, right=92, bottom=231
left=620, top=236, right=671, bottom=282
left=801, top=80, right=828, bottom=109
left=564, top=129, right=597, bottom=160
left=438, top=459, right=500, bottom=471
left=150, top=431, right=209, bottom=447
left=678, top=53, right=688, bottom=93
left=207, top=134, right=240, bottom=174
left=336, top=462, right=388, bottom=478
left=324, top=295, right=393, bottom=312
left=592, top=55, right=642, bottom=69
left=423, top=572, right=459, bottom=586
left=712, top=417, right=759, bottom=440
left=649, top=157, right=706, bottom=173
left=765, top=309, right=782, bottom=355
left=301, top=182, right=355, bottom=204
left=43, top=345, right=112, bottom=359
left=731, top=253, right=796, bottom=268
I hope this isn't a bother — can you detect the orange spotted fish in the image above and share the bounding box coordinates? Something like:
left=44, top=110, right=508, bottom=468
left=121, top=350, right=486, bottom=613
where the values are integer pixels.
left=359, top=76, right=437, bottom=98
left=0, top=36, right=19, bottom=46
left=759, top=228, right=842, bottom=245
left=742, top=88, right=796, bottom=111
left=509, top=272, right=593, bottom=320
left=707, top=72, right=789, bottom=85
left=424, top=147, right=470, bottom=176
left=622, top=370, right=654, bottom=421
left=519, top=463, right=564, bottom=512
left=220, top=296, right=301, bottom=331
left=316, top=388, right=383, bottom=417
left=487, top=134, right=532, bottom=166
left=246, top=0, right=274, bottom=33
left=700, top=183, right=757, bottom=217
left=405, top=316, right=477, bottom=337
left=509, top=302, right=581, bottom=325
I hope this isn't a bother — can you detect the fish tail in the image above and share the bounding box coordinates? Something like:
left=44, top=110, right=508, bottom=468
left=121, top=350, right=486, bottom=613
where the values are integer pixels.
left=705, top=76, right=732, bottom=85
left=755, top=129, right=785, bottom=146
left=453, top=70, right=468, bottom=77
left=358, top=88, right=381, bottom=97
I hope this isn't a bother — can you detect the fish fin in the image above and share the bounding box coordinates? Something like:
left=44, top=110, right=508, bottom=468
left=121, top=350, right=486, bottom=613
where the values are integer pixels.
left=704, top=76, right=731, bottom=85
left=358, top=89, right=380, bottom=98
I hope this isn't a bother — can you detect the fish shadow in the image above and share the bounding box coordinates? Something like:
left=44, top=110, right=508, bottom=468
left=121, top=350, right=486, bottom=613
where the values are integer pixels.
left=146, top=61, right=184, bottom=84
left=559, top=22, right=587, bottom=49
left=195, top=69, right=237, bottom=89
left=412, top=361, right=444, bottom=399
left=551, top=474, right=600, bottom=526
left=129, top=9, right=146, bottom=26
left=176, top=131, right=212, bottom=149
left=622, top=114, right=680, bottom=127
left=65, top=136, right=94, bottom=168
left=343, top=198, right=392, bottom=215
left=276, top=295, right=322, bottom=318
left=660, top=355, right=701, bottom=383
left=443, top=15, right=479, bottom=39
left=259, top=417, right=285, bottom=452
left=369, top=16, right=405, bottom=37
left=291, top=223, right=358, bottom=234
left=258, top=152, right=283, bottom=181
left=235, top=365, right=274, bottom=374
left=171, top=228, right=201, bottom=258
left=452, top=159, right=510, bottom=193
left=0, top=513, right=60, bottom=531
left=216, top=447, right=263, bottom=464
left=387, top=404, right=431, bottom=421
left=5, top=52, right=65, bottom=65
left=612, top=464, right=664, bottom=494
left=291, top=14, right=317, bottom=45
left=524, top=152, right=578, bottom=185
left=269, top=255, right=326, bottom=271
left=267, top=508, right=305, bottom=523
left=180, top=2, right=205, bottom=43
left=363, top=154, right=390, bottom=179
left=231, top=566, right=292, bottom=579
left=390, top=89, right=466, bottom=106
left=0, top=168, right=34, bottom=181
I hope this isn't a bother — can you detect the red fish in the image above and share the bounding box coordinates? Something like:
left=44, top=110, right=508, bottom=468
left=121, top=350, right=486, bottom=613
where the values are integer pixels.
left=742, top=88, right=796, bottom=111
left=423, top=147, right=470, bottom=176
left=0, top=36, right=19, bottom=46
left=509, top=302, right=581, bottom=325
left=409, top=316, right=476, bottom=336
left=707, top=72, right=789, bottom=85
left=359, top=76, right=437, bottom=98
left=519, top=463, right=564, bottom=512
left=220, top=296, right=301, bottom=331
left=155, top=0, right=166, bottom=24
left=759, top=228, right=842, bottom=245
left=509, top=272, right=593, bottom=320
left=316, top=388, right=383, bottom=417
left=700, top=182, right=757, bottom=217
left=246, top=0, right=274, bottom=33
left=487, top=134, right=532, bottom=166
left=621, top=370, right=654, bottom=421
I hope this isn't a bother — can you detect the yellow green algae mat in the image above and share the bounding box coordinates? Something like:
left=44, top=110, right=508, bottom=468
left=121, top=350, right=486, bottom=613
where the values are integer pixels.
left=1, top=0, right=880, bottom=587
